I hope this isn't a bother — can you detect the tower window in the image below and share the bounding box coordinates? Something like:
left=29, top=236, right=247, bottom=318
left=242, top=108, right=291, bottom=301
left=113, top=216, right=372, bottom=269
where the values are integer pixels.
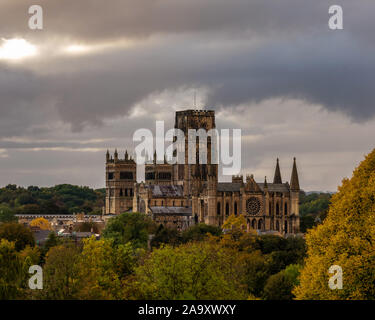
left=108, top=172, right=114, bottom=180
left=284, top=203, right=288, bottom=215
left=225, top=202, right=230, bottom=216
left=217, top=202, right=221, bottom=215
left=234, top=202, right=238, bottom=215
left=120, top=172, right=133, bottom=180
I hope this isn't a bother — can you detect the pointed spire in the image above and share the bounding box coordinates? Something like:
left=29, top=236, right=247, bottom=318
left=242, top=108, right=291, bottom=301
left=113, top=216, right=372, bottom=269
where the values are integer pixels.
left=273, top=158, right=282, bottom=184
left=290, top=157, right=300, bottom=191
left=125, top=150, right=128, bottom=160
left=114, top=149, right=118, bottom=161
left=153, top=150, right=157, bottom=164
left=106, top=149, right=110, bottom=161
left=264, top=176, right=268, bottom=189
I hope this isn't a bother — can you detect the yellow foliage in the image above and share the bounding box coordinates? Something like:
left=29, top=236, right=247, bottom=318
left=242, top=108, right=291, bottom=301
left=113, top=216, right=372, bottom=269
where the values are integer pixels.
left=294, top=149, right=375, bottom=300
left=30, top=217, right=51, bottom=230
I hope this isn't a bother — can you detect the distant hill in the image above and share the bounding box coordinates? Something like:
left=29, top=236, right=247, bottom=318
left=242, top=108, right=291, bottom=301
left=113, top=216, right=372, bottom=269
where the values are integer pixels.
left=0, top=184, right=105, bottom=217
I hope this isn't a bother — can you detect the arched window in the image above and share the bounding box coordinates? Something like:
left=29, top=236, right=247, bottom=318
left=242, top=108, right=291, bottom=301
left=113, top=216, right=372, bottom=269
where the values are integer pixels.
left=119, top=189, right=123, bottom=196
left=276, top=203, right=280, bottom=215
left=234, top=202, right=238, bottom=215
left=285, top=221, right=288, bottom=233
left=284, top=203, right=288, bottom=215
left=271, top=218, right=274, bottom=230
left=269, top=202, right=272, bottom=215
left=258, top=219, right=263, bottom=230
left=225, top=202, right=230, bottom=216
left=276, top=220, right=280, bottom=231
left=251, top=219, right=256, bottom=229
left=217, top=202, right=221, bottom=215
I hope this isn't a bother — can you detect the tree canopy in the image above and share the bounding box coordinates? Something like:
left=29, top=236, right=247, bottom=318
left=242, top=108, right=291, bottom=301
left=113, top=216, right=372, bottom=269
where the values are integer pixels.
left=295, top=149, right=375, bottom=299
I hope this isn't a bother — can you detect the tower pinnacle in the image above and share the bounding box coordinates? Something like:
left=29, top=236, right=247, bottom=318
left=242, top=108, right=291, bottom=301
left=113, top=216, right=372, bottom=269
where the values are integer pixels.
left=273, top=158, right=282, bottom=184
left=290, top=157, right=300, bottom=191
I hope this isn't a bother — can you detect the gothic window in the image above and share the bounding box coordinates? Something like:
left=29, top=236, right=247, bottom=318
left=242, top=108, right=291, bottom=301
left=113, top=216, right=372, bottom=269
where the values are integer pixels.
left=269, top=202, right=272, bottom=215
left=276, top=220, right=280, bottom=231
left=130, top=188, right=133, bottom=196
left=284, top=203, right=288, bottom=215
left=158, top=172, right=171, bottom=180
left=234, top=202, right=238, bottom=215
left=285, top=221, right=288, bottom=233
left=120, top=189, right=123, bottom=196
left=120, top=172, right=133, bottom=180
left=146, top=172, right=155, bottom=180
left=225, top=202, right=230, bottom=216
left=271, top=218, right=274, bottom=230
left=108, top=172, right=114, bottom=180
left=258, top=219, right=263, bottom=230
left=251, top=219, right=256, bottom=229
left=217, top=202, right=221, bottom=215
left=246, top=197, right=261, bottom=215
left=276, top=203, right=280, bottom=215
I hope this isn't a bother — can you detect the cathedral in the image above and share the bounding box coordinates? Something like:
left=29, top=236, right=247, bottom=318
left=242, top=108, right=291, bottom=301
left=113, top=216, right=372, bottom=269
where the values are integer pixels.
left=105, top=109, right=301, bottom=235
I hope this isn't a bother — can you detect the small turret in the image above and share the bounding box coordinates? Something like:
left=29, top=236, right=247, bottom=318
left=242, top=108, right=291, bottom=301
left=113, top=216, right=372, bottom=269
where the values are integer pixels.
left=114, top=149, right=118, bottom=161
left=125, top=150, right=129, bottom=161
left=264, top=176, right=268, bottom=189
left=106, top=150, right=110, bottom=162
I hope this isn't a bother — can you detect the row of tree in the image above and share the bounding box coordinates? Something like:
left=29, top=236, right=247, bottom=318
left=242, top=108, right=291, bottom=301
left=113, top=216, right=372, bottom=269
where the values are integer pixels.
left=0, top=184, right=105, bottom=217
left=0, top=213, right=306, bottom=300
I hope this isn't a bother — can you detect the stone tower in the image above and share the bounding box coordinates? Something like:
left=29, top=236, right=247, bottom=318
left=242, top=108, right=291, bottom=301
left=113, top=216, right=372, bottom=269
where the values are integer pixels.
left=105, top=149, right=136, bottom=214
left=173, top=110, right=218, bottom=197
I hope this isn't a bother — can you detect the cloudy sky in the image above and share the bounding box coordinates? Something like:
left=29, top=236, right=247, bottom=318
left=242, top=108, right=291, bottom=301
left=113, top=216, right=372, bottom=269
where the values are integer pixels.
left=0, top=0, right=374, bottom=192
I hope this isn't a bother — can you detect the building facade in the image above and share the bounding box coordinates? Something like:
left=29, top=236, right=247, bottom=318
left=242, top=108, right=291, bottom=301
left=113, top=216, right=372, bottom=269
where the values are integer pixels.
left=105, top=109, right=300, bottom=234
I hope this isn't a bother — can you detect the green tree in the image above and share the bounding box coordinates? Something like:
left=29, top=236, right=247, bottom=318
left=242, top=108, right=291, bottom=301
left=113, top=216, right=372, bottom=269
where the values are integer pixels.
left=0, top=204, right=16, bottom=223
left=41, top=244, right=80, bottom=299
left=75, top=237, right=123, bottom=299
left=0, top=223, right=35, bottom=251
left=181, top=223, right=222, bottom=243
left=103, top=212, right=155, bottom=248
left=263, top=264, right=301, bottom=300
left=131, top=241, right=248, bottom=299
left=151, top=225, right=181, bottom=248
left=295, top=149, right=375, bottom=299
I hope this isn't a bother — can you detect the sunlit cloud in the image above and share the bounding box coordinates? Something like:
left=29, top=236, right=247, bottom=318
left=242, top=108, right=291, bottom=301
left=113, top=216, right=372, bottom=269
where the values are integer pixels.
left=0, top=38, right=37, bottom=61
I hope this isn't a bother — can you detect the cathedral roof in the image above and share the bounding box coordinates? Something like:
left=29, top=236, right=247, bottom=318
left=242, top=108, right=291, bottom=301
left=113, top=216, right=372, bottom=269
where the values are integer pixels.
left=217, top=182, right=290, bottom=193
left=258, top=183, right=290, bottom=193
left=217, top=182, right=242, bottom=192
left=150, top=206, right=192, bottom=216
left=147, top=184, right=184, bottom=197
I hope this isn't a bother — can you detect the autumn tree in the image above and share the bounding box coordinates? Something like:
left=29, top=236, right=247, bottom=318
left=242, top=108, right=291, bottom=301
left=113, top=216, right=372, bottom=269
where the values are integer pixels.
left=41, top=244, right=80, bottom=300
left=30, top=217, right=51, bottom=230
left=0, top=223, right=35, bottom=251
left=295, top=149, right=375, bottom=299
